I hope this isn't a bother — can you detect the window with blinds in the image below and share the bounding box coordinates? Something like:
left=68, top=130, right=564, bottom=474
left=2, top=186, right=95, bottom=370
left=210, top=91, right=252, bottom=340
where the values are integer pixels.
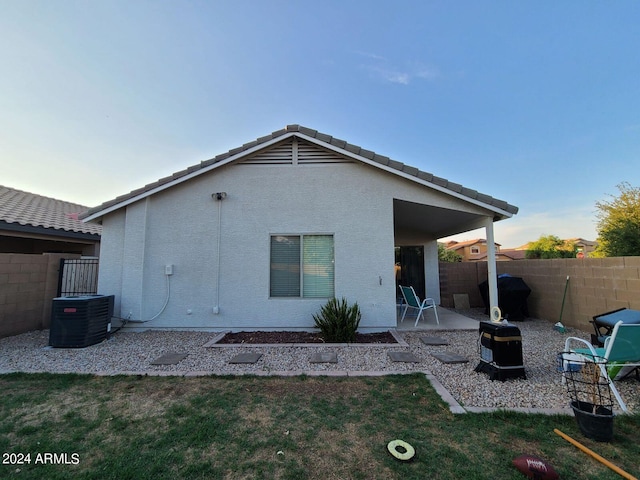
left=270, top=235, right=334, bottom=298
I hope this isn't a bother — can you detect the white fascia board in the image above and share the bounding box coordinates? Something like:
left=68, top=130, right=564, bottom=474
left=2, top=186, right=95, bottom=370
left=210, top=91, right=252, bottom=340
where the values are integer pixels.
left=83, top=130, right=513, bottom=223
left=82, top=132, right=301, bottom=223
left=295, top=133, right=515, bottom=219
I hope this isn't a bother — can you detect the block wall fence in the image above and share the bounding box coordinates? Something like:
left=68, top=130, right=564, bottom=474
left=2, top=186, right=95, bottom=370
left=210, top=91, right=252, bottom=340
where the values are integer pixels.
left=0, top=253, right=79, bottom=338
left=2, top=254, right=639, bottom=338
left=439, top=256, right=640, bottom=330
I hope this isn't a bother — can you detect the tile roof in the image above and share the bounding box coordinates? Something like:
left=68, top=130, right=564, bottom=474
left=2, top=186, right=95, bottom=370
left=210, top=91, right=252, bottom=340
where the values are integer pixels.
left=83, top=124, right=519, bottom=220
left=0, top=185, right=101, bottom=236
left=468, top=249, right=527, bottom=261
left=445, top=238, right=490, bottom=250
left=498, top=249, right=528, bottom=260
left=448, top=238, right=507, bottom=250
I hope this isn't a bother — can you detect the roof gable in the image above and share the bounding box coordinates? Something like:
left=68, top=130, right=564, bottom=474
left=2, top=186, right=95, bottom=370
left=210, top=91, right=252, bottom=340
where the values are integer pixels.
left=240, top=137, right=353, bottom=165
left=82, top=125, right=518, bottom=222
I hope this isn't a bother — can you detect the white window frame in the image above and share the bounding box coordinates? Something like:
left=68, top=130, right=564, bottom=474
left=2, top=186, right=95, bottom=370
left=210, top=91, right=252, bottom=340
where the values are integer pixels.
left=269, top=234, right=335, bottom=299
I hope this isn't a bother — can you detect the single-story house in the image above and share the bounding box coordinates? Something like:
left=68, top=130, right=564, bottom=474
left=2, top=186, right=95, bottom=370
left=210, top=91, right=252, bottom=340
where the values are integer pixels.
left=82, top=125, right=518, bottom=331
left=0, top=185, right=101, bottom=256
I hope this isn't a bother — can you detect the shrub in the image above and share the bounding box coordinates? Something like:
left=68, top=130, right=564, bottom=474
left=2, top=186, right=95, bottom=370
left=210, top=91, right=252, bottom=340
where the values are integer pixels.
left=313, top=297, right=361, bottom=343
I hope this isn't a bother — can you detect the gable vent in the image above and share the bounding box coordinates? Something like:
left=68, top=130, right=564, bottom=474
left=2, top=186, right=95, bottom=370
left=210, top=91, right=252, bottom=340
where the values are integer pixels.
left=241, top=138, right=352, bottom=166
left=297, top=140, right=352, bottom=164
left=242, top=139, right=294, bottom=164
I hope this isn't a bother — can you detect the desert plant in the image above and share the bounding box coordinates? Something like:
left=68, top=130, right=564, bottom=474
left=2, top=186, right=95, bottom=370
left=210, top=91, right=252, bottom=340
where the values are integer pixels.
left=313, top=297, right=361, bottom=342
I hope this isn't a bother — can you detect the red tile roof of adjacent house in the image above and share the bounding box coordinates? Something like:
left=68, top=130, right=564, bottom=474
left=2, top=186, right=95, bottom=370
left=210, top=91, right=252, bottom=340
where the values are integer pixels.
left=500, top=249, right=528, bottom=260
left=515, top=238, right=597, bottom=251
left=468, top=249, right=527, bottom=261
left=0, top=185, right=101, bottom=236
left=445, top=238, right=501, bottom=251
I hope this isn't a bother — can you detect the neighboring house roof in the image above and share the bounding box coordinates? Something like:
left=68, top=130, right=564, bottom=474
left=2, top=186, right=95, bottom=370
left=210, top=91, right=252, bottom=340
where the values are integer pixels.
left=0, top=185, right=101, bottom=239
left=515, top=238, right=597, bottom=251
left=567, top=238, right=598, bottom=247
left=83, top=124, right=519, bottom=223
left=492, top=249, right=527, bottom=260
left=445, top=238, right=501, bottom=251
left=468, top=249, right=526, bottom=261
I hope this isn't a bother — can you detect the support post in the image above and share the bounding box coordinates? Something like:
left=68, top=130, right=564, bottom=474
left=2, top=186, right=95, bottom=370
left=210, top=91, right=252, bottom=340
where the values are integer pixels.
left=484, top=217, right=499, bottom=318
left=423, top=240, right=440, bottom=304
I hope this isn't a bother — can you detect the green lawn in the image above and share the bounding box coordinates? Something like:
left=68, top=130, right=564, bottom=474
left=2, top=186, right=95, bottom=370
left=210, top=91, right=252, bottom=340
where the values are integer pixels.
left=0, top=373, right=638, bottom=479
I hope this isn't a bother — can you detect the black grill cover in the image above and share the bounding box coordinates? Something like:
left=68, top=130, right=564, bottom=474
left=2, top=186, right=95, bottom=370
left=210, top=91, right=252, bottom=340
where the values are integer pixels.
left=478, top=275, right=531, bottom=320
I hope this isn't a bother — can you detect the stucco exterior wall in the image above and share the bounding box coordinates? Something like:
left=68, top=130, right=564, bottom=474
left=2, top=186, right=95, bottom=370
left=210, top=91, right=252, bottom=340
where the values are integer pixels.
left=97, top=210, right=126, bottom=317
left=97, top=157, right=494, bottom=332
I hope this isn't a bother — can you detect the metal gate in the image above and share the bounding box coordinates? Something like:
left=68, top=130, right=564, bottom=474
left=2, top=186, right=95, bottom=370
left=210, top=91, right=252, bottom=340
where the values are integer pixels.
left=57, top=258, right=99, bottom=297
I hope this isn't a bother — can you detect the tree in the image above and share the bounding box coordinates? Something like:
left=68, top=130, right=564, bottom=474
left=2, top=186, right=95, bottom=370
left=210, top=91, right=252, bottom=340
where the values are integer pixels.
left=525, top=235, right=578, bottom=259
left=594, top=182, right=640, bottom=257
left=438, top=243, right=462, bottom=262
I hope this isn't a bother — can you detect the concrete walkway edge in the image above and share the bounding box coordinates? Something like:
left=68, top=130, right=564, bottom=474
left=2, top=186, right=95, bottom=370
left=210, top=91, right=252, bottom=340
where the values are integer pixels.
left=0, top=368, right=576, bottom=416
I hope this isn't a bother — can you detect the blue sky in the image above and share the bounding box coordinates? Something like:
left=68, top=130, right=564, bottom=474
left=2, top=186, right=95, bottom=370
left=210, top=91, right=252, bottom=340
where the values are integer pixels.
left=1, top=1, right=639, bottom=248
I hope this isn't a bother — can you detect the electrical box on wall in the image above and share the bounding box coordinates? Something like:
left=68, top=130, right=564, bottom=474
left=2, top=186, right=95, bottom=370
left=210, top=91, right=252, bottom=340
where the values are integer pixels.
left=165, top=264, right=174, bottom=275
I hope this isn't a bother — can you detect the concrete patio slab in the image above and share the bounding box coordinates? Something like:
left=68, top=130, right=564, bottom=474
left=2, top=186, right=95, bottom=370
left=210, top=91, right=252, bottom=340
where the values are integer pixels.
left=388, top=351, right=421, bottom=363
left=228, top=353, right=263, bottom=364
left=150, top=352, right=188, bottom=365
left=397, top=308, right=480, bottom=331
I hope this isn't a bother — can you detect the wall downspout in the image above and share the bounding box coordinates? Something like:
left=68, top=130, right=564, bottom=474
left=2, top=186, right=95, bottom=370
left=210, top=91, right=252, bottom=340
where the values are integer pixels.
left=212, top=192, right=227, bottom=314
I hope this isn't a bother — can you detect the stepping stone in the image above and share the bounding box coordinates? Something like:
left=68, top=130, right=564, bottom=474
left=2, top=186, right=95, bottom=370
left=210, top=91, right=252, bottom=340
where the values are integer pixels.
left=150, top=352, right=189, bottom=365
left=228, top=353, right=263, bottom=364
left=420, top=336, right=449, bottom=346
left=431, top=352, right=469, bottom=364
left=309, top=352, right=338, bottom=363
left=388, top=351, right=421, bottom=363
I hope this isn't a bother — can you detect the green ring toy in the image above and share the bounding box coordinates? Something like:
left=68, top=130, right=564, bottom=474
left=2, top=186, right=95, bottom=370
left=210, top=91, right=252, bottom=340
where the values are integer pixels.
left=387, top=439, right=415, bottom=461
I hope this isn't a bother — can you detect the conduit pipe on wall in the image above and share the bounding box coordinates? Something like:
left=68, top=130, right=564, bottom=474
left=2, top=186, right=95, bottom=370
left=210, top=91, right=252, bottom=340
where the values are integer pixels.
left=212, top=192, right=227, bottom=314
left=126, top=269, right=172, bottom=323
left=147, top=273, right=171, bottom=321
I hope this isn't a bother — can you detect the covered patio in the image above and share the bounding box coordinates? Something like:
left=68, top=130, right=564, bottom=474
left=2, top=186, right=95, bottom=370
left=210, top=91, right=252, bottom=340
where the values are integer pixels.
left=393, top=197, right=514, bottom=329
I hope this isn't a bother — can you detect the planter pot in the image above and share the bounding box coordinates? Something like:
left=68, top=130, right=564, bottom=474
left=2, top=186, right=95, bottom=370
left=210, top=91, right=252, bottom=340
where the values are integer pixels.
left=571, top=400, right=614, bottom=442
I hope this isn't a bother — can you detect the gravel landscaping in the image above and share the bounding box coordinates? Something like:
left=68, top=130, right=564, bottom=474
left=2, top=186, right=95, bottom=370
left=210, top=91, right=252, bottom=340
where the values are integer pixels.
left=1, top=309, right=638, bottom=413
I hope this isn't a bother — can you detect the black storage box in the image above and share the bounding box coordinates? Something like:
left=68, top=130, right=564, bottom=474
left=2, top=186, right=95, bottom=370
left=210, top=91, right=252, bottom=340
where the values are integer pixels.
left=49, top=295, right=114, bottom=348
left=475, top=321, right=526, bottom=381
left=590, top=308, right=640, bottom=346
left=478, top=275, right=531, bottom=320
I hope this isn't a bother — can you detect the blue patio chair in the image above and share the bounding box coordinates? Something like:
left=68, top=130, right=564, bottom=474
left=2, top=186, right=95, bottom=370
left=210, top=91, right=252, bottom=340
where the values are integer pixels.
left=563, top=321, right=640, bottom=412
left=399, top=285, right=439, bottom=327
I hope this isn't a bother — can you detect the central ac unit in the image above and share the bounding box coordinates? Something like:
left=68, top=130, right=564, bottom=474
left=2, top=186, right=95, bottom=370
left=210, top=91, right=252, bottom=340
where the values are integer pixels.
left=49, top=295, right=114, bottom=348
